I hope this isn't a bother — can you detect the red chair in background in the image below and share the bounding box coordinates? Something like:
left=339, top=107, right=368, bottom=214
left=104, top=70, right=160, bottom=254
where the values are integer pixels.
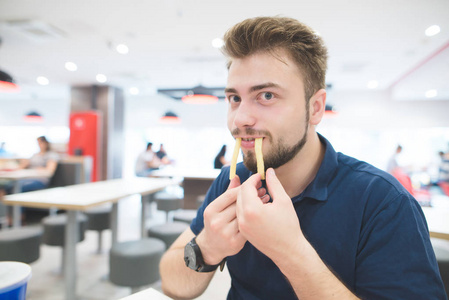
left=439, top=181, right=449, bottom=197
left=392, top=169, right=432, bottom=207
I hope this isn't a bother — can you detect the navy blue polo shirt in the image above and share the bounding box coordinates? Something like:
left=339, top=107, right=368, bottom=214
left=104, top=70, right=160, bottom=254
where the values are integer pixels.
left=191, top=134, right=446, bottom=300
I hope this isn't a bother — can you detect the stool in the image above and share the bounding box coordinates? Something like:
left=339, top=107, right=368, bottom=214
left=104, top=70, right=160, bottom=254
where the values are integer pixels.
left=147, top=221, right=189, bottom=249
left=0, top=226, right=43, bottom=264
left=156, top=193, right=183, bottom=222
left=433, top=243, right=449, bottom=298
left=85, top=205, right=111, bottom=253
left=41, top=213, right=88, bottom=270
left=173, top=209, right=197, bottom=224
left=109, top=238, right=166, bottom=293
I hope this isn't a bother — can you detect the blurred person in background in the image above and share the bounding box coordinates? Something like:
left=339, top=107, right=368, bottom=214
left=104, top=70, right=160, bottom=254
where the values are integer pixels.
left=214, top=145, right=230, bottom=169
left=16, top=136, right=59, bottom=193
left=156, top=143, right=172, bottom=165
left=386, top=144, right=403, bottom=174
left=135, top=142, right=161, bottom=177
left=439, top=150, right=449, bottom=183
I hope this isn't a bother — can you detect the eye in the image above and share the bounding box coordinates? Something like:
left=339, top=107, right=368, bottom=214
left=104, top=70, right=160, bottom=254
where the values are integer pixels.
left=228, top=95, right=241, bottom=103
left=261, top=92, right=274, bottom=101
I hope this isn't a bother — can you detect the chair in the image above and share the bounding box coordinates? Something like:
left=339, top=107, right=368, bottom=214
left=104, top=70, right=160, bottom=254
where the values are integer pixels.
left=85, top=204, right=111, bottom=253
left=155, top=193, right=183, bottom=222
left=147, top=221, right=189, bottom=249
left=439, top=182, right=449, bottom=197
left=0, top=226, right=43, bottom=264
left=48, top=161, right=83, bottom=188
left=109, top=238, right=166, bottom=294
left=392, top=169, right=431, bottom=206
left=173, top=209, right=197, bottom=224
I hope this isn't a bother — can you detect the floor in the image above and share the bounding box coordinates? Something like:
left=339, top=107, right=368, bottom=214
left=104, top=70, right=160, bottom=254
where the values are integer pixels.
left=23, top=194, right=231, bottom=300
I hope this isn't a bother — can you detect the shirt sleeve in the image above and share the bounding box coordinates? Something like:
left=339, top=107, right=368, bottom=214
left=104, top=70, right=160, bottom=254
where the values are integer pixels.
left=355, top=192, right=446, bottom=299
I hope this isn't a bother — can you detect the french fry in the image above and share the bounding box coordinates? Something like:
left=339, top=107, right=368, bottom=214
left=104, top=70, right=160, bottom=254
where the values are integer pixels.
left=229, top=138, right=241, bottom=180
left=255, top=137, right=265, bottom=180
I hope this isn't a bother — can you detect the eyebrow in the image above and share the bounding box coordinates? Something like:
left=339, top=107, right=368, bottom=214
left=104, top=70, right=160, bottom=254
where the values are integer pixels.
left=224, top=82, right=281, bottom=94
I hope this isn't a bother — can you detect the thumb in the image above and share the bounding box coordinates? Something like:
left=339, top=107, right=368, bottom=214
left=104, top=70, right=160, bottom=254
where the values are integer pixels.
left=265, top=168, right=290, bottom=203
left=228, top=175, right=241, bottom=190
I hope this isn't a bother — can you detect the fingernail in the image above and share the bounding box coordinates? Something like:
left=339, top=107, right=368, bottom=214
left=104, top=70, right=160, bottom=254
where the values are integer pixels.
left=267, top=168, right=275, bottom=176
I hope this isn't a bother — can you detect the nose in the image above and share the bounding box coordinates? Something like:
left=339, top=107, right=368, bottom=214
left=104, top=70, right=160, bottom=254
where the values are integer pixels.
left=232, top=99, right=257, bottom=129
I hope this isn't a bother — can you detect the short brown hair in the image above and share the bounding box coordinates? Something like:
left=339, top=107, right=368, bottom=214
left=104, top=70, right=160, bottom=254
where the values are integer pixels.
left=222, top=16, right=328, bottom=102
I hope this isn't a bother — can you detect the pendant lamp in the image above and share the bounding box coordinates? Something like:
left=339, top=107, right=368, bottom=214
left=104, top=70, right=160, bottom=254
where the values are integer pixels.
left=24, top=111, right=43, bottom=122
left=0, top=69, right=19, bottom=92
left=324, top=104, right=337, bottom=116
left=159, top=111, right=181, bottom=124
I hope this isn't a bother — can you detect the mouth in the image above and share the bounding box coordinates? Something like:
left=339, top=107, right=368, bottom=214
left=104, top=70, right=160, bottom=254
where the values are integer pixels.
left=239, top=137, right=263, bottom=149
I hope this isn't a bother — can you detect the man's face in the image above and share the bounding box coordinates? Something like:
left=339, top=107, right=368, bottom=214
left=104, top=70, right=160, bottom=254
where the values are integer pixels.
left=226, top=50, right=310, bottom=173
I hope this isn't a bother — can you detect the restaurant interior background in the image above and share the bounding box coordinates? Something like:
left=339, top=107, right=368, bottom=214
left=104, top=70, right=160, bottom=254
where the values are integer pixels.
left=0, top=0, right=449, bottom=186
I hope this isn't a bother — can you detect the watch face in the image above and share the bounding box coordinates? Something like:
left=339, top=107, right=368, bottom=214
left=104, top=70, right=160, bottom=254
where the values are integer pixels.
left=184, top=243, right=197, bottom=269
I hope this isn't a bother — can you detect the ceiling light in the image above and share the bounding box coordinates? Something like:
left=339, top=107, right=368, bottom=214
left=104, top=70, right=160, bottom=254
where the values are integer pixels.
left=0, top=69, right=19, bottom=92
left=182, top=94, right=218, bottom=104
left=425, top=89, right=437, bottom=98
left=425, top=25, right=440, bottom=37
left=24, top=111, right=43, bottom=122
left=212, top=38, right=224, bottom=48
left=116, top=44, right=129, bottom=54
left=96, top=74, right=107, bottom=83
left=129, top=87, right=139, bottom=95
left=36, top=76, right=49, bottom=85
left=324, top=104, right=337, bottom=117
left=65, top=61, right=77, bottom=71
left=159, top=111, right=181, bottom=124
left=367, top=80, right=379, bottom=89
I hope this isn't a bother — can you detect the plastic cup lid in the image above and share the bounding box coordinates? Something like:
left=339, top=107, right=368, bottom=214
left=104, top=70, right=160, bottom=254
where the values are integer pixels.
left=0, top=261, right=32, bottom=294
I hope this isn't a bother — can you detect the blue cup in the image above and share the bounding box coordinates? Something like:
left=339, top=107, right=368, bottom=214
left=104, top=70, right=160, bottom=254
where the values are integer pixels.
left=0, top=261, right=32, bottom=300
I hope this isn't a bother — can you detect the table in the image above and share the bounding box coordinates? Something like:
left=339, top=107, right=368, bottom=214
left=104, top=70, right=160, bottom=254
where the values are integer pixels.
left=2, top=177, right=175, bottom=300
left=150, top=167, right=220, bottom=209
left=0, top=169, right=52, bottom=227
left=119, top=287, right=172, bottom=300
left=422, top=206, right=449, bottom=240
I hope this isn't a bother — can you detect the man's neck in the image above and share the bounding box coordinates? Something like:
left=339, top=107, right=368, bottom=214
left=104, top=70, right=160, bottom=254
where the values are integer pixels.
left=274, top=132, right=325, bottom=198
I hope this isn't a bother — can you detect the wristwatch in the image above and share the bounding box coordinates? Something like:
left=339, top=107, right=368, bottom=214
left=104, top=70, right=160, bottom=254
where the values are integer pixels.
left=184, top=237, right=224, bottom=272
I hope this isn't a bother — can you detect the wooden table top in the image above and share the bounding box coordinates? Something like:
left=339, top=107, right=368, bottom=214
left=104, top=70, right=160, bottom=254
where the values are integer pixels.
left=2, top=177, right=175, bottom=211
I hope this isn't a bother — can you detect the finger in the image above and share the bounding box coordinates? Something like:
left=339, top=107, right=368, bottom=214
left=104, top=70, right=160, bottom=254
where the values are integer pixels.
left=257, top=187, right=267, bottom=198
left=260, top=194, right=271, bottom=204
left=265, top=168, right=290, bottom=203
left=207, top=187, right=240, bottom=214
left=237, top=173, right=263, bottom=213
left=218, top=202, right=238, bottom=224
left=228, top=175, right=241, bottom=190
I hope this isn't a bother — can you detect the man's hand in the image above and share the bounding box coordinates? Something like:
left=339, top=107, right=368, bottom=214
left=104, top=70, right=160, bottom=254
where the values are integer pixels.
left=196, top=176, right=248, bottom=265
left=236, top=168, right=305, bottom=260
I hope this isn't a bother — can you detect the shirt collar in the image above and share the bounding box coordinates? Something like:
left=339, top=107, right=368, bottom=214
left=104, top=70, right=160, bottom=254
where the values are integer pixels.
left=292, top=133, right=338, bottom=203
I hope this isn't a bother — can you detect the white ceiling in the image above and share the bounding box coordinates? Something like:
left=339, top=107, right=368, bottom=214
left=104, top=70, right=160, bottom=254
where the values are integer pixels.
left=0, top=0, right=448, bottom=101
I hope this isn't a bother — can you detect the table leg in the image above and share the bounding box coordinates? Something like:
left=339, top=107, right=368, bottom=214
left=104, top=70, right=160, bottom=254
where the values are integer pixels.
left=111, top=203, right=118, bottom=246
left=12, top=206, right=21, bottom=228
left=65, top=210, right=78, bottom=300
left=141, top=195, right=147, bottom=238
left=12, top=181, right=22, bottom=228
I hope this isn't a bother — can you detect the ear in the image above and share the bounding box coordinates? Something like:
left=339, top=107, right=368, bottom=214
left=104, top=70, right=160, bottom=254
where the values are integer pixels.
left=309, top=89, right=326, bottom=126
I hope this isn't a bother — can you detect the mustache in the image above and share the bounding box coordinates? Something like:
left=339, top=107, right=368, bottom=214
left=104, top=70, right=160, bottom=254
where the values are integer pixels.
left=231, top=128, right=272, bottom=139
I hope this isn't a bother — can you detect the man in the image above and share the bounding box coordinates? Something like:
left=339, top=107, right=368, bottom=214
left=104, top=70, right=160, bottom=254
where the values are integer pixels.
left=160, top=16, right=446, bottom=299
left=386, top=144, right=403, bottom=174
left=135, top=142, right=161, bottom=177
